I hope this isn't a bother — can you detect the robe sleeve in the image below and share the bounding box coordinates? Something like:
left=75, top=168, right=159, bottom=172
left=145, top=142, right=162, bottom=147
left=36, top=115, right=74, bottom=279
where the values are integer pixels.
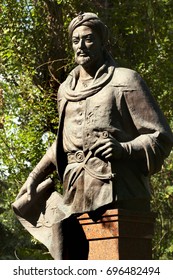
left=121, top=71, right=173, bottom=175
left=28, top=141, right=57, bottom=184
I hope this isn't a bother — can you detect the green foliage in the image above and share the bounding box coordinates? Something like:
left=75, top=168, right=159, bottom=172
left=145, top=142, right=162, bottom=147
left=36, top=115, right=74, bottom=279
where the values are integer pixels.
left=151, top=150, right=173, bottom=259
left=0, top=0, right=173, bottom=259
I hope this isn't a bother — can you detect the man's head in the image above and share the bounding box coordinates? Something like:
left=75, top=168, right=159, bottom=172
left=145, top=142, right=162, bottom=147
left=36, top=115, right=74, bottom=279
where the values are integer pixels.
left=68, top=12, right=108, bottom=45
left=68, top=13, right=108, bottom=68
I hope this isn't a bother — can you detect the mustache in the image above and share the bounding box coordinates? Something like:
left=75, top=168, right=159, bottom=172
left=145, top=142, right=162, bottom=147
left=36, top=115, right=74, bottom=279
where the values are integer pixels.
left=76, top=50, right=89, bottom=56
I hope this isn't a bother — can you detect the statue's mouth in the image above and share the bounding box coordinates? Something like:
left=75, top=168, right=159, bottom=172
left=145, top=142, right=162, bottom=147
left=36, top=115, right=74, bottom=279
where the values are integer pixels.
left=77, top=50, right=89, bottom=57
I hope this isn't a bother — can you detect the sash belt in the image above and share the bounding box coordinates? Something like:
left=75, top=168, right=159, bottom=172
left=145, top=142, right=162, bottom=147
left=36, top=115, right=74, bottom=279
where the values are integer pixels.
left=66, top=150, right=115, bottom=188
left=67, top=150, right=86, bottom=164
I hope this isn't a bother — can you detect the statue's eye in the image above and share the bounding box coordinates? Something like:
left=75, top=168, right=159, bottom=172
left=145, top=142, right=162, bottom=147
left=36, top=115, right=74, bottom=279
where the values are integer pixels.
left=72, top=38, right=79, bottom=44
left=85, top=36, right=94, bottom=43
left=85, top=38, right=92, bottom=43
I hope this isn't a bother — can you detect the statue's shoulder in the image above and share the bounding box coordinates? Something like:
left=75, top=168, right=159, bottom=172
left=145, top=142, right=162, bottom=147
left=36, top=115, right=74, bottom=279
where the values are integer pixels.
left=114, top=66, right=138, bottom=76
left=112, top=67, right=142, bottom=88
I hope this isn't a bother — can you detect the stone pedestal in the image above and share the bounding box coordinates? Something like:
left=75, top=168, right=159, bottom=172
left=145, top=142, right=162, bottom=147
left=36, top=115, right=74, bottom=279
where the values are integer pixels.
left=78, top=209, right=155, bottom=260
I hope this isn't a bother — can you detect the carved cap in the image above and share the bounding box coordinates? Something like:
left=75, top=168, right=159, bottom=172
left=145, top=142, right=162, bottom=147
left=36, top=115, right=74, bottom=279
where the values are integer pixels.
left=68, top=12, right=108, bottom=45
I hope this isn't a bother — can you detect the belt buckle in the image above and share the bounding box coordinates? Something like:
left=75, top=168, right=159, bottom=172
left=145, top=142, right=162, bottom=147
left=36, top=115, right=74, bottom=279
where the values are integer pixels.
left=75, top=151, right=85, bottom=163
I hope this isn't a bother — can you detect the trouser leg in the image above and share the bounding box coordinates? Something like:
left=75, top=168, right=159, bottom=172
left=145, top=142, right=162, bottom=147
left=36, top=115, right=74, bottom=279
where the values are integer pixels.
left=62, top=216, right=89, bottom=260
left=49, top=215, right=89, bottom=260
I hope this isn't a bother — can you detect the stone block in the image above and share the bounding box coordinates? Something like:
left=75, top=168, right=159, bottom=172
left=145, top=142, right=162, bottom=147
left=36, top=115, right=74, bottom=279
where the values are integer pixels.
left=78, top=209, right=155, bottom=260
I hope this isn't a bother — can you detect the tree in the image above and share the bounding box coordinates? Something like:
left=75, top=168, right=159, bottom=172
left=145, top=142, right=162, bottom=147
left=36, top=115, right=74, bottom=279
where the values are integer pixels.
left=0, top=0, right=173, bottom=259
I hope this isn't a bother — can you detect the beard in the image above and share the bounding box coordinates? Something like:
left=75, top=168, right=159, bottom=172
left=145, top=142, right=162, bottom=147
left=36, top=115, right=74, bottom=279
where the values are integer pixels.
left=74, top=48, right=104, bottom=69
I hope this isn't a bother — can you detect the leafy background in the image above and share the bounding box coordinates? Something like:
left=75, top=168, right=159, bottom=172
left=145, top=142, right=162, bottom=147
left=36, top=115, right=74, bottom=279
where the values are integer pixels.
left=0, top=0, right=173, bottom=259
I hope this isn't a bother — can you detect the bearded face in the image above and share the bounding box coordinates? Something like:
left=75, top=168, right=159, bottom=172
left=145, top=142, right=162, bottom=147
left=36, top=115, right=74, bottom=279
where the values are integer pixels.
left=72, top=25, right=104, bottom=68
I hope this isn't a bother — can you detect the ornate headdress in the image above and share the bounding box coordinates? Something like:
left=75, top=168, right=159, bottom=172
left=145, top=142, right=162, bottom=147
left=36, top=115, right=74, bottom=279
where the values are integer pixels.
left=68, top=12, right=108, bottom=45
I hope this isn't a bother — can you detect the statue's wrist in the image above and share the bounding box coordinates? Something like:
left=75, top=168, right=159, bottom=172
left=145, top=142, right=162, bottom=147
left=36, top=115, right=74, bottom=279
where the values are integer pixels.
left=29, top=170, right=39, bottom=179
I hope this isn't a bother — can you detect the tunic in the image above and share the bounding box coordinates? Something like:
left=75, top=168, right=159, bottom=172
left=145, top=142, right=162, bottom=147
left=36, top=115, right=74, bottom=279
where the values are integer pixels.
left=56, top=53, right=173, bottom=215
left=13, top=52, right=173, bottom=260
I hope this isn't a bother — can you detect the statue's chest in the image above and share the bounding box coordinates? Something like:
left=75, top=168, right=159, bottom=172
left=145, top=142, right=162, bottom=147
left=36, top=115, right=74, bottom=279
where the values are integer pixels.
left=84, top=86, right=120, bottom=128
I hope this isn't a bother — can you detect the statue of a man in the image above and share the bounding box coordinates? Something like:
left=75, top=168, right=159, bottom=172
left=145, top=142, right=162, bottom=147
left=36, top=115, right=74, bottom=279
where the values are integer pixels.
left=13, top=12, right=173, bottom=259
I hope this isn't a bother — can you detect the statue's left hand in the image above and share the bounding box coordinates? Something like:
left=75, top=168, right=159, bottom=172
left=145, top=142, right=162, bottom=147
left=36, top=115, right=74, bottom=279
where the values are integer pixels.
left=90, top=136, right=123, bottom=160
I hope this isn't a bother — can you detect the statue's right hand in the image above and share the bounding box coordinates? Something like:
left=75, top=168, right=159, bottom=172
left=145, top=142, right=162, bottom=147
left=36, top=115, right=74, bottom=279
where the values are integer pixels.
left=16, top=175, right=37, bottom=201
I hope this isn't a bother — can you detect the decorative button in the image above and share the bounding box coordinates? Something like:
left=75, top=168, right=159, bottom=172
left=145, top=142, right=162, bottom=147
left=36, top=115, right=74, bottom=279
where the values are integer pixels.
left=102, top=131, right=109, bottom=138
left=75, top=151, right=85, bottom=163
left=78, top=15, right=83, bottom=21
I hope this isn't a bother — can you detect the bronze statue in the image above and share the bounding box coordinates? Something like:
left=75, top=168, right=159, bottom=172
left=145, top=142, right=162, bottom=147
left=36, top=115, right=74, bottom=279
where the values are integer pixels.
left=13, top=12, right=173, bottom=259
